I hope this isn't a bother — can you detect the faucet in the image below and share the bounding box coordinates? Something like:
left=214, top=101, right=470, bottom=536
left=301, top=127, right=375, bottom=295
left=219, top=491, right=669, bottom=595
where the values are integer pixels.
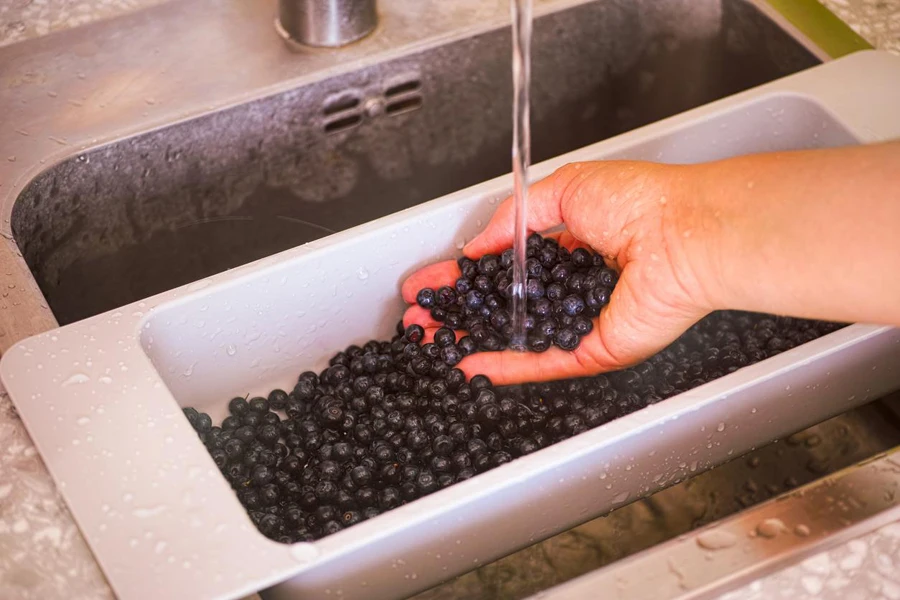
left=277, top=0, right=377, bottom=48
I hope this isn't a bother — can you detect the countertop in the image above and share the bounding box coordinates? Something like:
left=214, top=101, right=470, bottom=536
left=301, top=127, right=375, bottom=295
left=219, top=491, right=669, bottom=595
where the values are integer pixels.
left=2, top=0, right=896, bottom=51
left=0, top=1, right=898, bottom=599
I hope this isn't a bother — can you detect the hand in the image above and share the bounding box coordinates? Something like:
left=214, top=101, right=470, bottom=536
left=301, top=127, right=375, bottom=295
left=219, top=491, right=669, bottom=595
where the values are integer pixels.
left=401, top=161, right=719, bottom=386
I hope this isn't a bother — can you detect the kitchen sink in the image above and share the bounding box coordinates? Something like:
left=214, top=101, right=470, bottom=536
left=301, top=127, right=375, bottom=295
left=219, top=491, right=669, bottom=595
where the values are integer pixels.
left=10, top=0, right=819, bottom=325
left=1, top=1, right=897, bottom=600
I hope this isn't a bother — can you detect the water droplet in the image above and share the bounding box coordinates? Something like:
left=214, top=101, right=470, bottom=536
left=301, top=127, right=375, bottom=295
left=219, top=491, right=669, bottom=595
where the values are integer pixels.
left=154, top=541, right=168, bottom=554
left=226, top=345, right=236, bottom=356
left=717, top=422, right=725, bottom=432
left=356, top=267, right=369, bottom=280
left=187, top=280, right=211, bottom=292
left=76, top=416, right=90, bottom=426
left=7, top=156, right=15, bottom=162
left=756, top=518, right=786, bottom=539
left=696, top=529, right=737, bottom=550
left=61, top=373, right=91, bottom=387
left=794, top=524, right=811, bottom=537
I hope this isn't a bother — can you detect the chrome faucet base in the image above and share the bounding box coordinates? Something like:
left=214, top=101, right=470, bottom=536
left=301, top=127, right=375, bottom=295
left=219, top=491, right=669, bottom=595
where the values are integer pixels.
left=277, top=0, right=377, bottom=48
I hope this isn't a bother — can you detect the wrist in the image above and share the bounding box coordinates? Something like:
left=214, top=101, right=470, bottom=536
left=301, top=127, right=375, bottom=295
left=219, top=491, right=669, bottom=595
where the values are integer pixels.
left=661, top=163, right=734, bottom=313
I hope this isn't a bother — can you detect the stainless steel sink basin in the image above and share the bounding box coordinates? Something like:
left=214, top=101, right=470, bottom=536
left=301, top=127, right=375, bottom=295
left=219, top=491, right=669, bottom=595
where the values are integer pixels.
left=8, top=0, right=820, bottom=325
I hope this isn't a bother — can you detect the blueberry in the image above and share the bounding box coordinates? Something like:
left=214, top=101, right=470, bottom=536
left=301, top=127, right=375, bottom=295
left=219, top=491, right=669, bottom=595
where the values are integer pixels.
left=553, top=328, right=579, bottom=351
left=228, top=397, right=249, bottom=416
left=234, top=426, right=256, bottom=443
left=573, top=316, right=593, bottom=336
left=440, top=346, right=462, bottom=366
left=444, top=311, right=465, bottom=329
left=432, top=435, right=454, bottom=456
left=473, top=275, right=492, bottom=294
left=465, top=290, right=484, bottom=310
left=434, top=327, right=456, bottom=348
left=571, top=248, right=592, bottom=267
left=210, top=449, right=228, bottom=468
left=525, top=279, right=545, bottom=300
left=257, top=424, right=280, bottom=446
left=249, top=397, right=270, bottom=413
left=416, top=288, right=436, bottom=308
left=561, top=295, right=585, bottom=316
left=268, top=389, right=288, bottom=410
left=321, top=405, right=344, bottom=427
left=458, top=336, right=477, bottom=356
left=478, top=255, right=501, bottom=276
left=183, top=407, right=200, bottom=427
left=192, top=412, right=212, bottom=433
left=416, top=471, right=439, bottom=495
left=599, top=268, right=618, bottom=287
left=407, top=429, right=430, bottom=451
left=350, top=465, right=372, bottom=487
left=436, top=286, right=458, bottom=308
left=243, top=413, right=262, bottom=428
left=470, top=375, right=492, bottom=390
left=379, top=487, right=402, bottom=510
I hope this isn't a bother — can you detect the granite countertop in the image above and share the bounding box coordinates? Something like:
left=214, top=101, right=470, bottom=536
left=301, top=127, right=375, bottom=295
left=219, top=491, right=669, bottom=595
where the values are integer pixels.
left=0, top=1, right=898, bottom=600
left=2, top=0, right=893, bottom=52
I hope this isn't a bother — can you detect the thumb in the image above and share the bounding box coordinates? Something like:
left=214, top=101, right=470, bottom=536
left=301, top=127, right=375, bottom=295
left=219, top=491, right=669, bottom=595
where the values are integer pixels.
left=463, top=162, right=592, bottom=259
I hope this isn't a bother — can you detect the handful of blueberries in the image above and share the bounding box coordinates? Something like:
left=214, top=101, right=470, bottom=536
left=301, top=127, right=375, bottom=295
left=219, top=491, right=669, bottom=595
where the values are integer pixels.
left=184, top=234, right=843, bottom=543
left=416, top=233, right=617, bottom=352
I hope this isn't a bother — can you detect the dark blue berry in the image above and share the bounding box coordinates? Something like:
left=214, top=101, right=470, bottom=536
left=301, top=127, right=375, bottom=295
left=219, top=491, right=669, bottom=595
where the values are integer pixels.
left=416, top=288, right=436, bottom=308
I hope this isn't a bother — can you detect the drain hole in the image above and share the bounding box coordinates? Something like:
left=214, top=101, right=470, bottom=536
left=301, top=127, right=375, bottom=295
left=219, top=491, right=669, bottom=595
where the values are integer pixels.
left=323, top=94, right=360, bottom=116
left=385, top=79, right=421, bottom=97
left=385, top=96, right=423, bottom=116
left=324, top=113, right=363, bottom=134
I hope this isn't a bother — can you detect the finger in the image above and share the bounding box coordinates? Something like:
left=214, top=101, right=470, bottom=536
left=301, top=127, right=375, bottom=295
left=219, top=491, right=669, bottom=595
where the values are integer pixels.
left=401, top=260, right=461, bottom=304
left=458, top=346, right=609, bottom=386
left=464, top=161, right=612, bottom=259
left=464, top=164, right=586, bottom=259
left=403, top=305, right=442, bottom=329
left=555, top=230, right=592, bottom=253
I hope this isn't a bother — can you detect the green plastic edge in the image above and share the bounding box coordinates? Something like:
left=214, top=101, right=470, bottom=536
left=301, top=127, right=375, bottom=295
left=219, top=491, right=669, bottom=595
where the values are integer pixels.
left=764, top=0, right=873, bottom=58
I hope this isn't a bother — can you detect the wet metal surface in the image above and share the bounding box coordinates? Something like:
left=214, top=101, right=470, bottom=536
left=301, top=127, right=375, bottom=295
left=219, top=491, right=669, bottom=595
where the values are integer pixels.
left=8, top=0, right=816, bottom=325
left=414, top=402, right=900, bottom=599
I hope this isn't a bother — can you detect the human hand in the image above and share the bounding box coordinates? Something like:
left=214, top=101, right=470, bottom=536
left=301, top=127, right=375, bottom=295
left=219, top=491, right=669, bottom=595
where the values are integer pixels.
left=401, top=161, right=719, bottom=385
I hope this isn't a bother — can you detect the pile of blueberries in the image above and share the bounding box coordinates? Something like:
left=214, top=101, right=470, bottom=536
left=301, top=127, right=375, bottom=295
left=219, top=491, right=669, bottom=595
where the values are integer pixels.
left=184, top=234, right=843, bottom=543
